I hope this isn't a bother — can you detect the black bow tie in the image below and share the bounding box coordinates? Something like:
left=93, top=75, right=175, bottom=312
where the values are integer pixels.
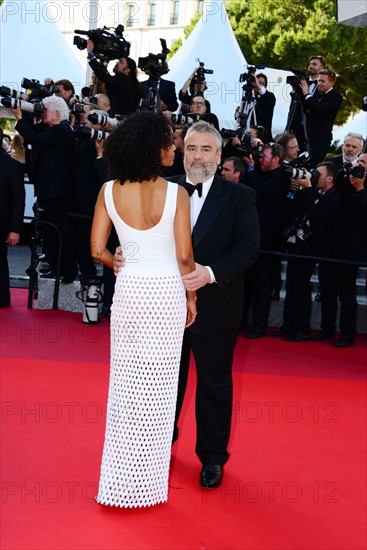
left=181, top=181, right=203, bottom=197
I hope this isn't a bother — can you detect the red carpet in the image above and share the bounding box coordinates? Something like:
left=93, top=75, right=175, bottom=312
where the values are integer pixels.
left=1, top=289, right=366, bottom=550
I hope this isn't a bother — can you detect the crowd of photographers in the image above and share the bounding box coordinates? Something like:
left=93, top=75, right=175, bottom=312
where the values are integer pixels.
left=1, top=40, right=366, bottom=347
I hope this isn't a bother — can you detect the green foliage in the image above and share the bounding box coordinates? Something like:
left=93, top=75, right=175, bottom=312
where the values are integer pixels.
left=225, top=0, right=367, bottom=125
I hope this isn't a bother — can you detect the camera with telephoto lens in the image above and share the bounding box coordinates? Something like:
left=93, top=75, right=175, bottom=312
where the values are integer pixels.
left=342, top=161, right=366, bottom=179
left=0, top=85, right=23, bottom=99
left=88, top=112, right=126, bottom=127
left=21, top=77, right=57, bottom=99
left=239, top=64, right=265, bottom=85
left=74, top=25, right=130, bottom=61
left=283, top=216, right=313, bottom=242
left=1, top=96, right=44, bottom=115
left=171, top=113, right=201, bottom=125
left=193, top=59, right=213, bottom=84
left=138, top=38, right=170, bottom=79
left=220, top=127, right=264, bottom=159
left=286, top=67, right=311, bottom=94
left=73, top=125, right=110, bottom=141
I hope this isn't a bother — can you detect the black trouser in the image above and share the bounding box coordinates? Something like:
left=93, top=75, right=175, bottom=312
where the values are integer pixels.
left=283, top=255, right=316, bottom=334
left=242, top=253, right=272, bottom=331
left=0, top=238, right=10, bottom=307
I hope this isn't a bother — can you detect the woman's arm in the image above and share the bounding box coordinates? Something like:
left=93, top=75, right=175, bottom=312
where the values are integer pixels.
left=90, top=183, right=113, bottom=269
left=174, top=185, right=197, bottom=326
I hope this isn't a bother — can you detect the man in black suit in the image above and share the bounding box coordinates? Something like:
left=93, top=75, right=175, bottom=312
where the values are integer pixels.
left=114, top=122, right=260, bottom=488
left=248, top=73, right=276, bottom=141
left=139, top=76, right=178, bottom=112
left=12, top=96, right=77, bottom=282
left=170, top=122, right=260, bottom=488
left=326, top=132, right=364, bottom=170
left=299, top=68, right=343, bottom=167
left=0, top=128, right=25, bottom=308
left=87, top=40, right=139, bottom=115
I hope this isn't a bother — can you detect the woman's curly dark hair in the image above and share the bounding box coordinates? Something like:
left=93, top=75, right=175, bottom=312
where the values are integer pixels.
left=104, top=111, right=173, bottom=184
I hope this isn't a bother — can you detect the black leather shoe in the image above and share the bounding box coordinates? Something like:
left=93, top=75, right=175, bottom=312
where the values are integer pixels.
left=39, top=271, right=56, bottom=279
left=199, top=464, right=223, bottom=488
left=272, top=327, right=289, bottom=337
left=311, top=331, right=335, bottom=341
left=334, top=336, right=354, bottom=348
left=246, top=329, right=267, bottom=339
left=283, top=332, right=310, bottom=342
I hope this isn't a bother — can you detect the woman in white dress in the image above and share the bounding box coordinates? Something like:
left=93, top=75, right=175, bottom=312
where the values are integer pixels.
left=90, top=111, right=196, bottom=508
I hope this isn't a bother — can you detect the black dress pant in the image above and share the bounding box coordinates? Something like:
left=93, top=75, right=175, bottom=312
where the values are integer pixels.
left=0, top=239, right=11, bottom=307
left=174, top=328, right=238, bottom=466
left=242, top=253, right=272, bottom=331
left=283, top=255, right=316, bottom=334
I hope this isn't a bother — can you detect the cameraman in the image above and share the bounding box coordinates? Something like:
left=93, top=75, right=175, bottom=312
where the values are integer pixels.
left=314, top=152, right=367, bottom=347
left=139, top=74, right=178, bottom=112
left=248, top=73, right=276, bottom=141
left=179, top=66, right=211, bottom=112
left=275, top=161, right=341, bottom=342
left=87, top=39, right=139, bottom=115
left=241, top=143, right=291, bottom=337
left=12, top=96, right=77, bottom=283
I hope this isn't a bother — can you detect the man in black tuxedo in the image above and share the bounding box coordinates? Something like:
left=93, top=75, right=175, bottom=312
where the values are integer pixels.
left=170, top=122, right=260, bottom=488
left=248, top=73, right=276, bottom=141
left=299, top=68, right=343, bottom=167
left=12, top=96, right=77, bottom=282
left=326, top=132, right=364, bottom=170
left=139, top=76, right=178, bottom=112
left=114, top=122, right=260, bottom=488
left=0, top=128, right=25, bottom=308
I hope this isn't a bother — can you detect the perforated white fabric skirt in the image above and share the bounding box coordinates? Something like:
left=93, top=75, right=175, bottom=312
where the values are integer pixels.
left=96, top=273, right=186, bottom=508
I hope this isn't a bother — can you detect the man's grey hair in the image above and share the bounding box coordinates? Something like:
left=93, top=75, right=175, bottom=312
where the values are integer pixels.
left=343, top=132, right=365, bottom=148
left=42, top=95, right=70, bottom=122
left=185, top=120, right=223, bottom=150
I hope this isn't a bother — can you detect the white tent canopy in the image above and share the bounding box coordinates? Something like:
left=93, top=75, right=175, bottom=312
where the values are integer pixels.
left=166, top=0, right=293, bottom=133
left=0, top=0, right=86, bottom=93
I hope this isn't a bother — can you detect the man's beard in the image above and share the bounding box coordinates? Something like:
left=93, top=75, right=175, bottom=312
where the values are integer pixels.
left=185, top=160, right=218, bottom=183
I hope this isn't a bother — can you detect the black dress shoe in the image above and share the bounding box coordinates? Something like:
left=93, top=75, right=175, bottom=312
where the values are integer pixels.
left=39, top=271, right=56, bottom=279
left=283, top=332, right=311, bottom=342
left=311, top=331, right=335, bottom=341
left=272, top=327, right=289, bottom=337
left=334, top=336, right=354, bottom=348
left=199, top=464, right=223, bottom=488
left=246, top=329, right=267, bottom=339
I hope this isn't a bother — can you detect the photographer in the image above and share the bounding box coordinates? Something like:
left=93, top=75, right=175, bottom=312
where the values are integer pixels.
left=87, top=39, right=138, bottom=115
left=314, top=152, right=367, bottom=347
left=248, top=73, right=276, bottom=141
left=274, top=161, right=341, bottom=342
left=12, top=95, right=77, bottom=283
left=55, top=79, right=77, bottom=106
left=241, top=143, right=291, bottom=337
left=179, top=66, right=211, bottom=112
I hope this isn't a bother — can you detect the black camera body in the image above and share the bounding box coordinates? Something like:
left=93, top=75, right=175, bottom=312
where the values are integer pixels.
left=74, top=25, right=130, bottom=61
left=138, top=38, right=170, bottom=79
left=193, top=60, right=213, bottom=84
left=220, top=127, right=264, bottom=159
left=286, top=67, right=311, bottom=94
left=21, top=77, right=57, bottom=100
left=239, top=64, right=265, bottom=85
left=343, top=162, right=366, bottom=179
left=283, top=217, right=312, bottom=242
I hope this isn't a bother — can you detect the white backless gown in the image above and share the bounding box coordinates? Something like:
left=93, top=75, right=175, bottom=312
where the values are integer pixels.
left=96, top=179, right=187, bottom=508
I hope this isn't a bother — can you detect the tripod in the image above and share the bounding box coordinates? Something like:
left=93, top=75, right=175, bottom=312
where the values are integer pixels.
left=141, top=77, right=161, bottom=112
left=236, top=84, right=257, bottom=129
left=285, top=92, right=311, bottom=158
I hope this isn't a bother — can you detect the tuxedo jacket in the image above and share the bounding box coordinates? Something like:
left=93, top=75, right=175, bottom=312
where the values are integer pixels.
left=140, top=78, right=178, bottom=111
left=15, top=119, right=75, bottom=203
left=0, top=150, right=25, bottom=237
left=250, top=90, right=276, bottom=140
left=169, top=175, right=260, bottom=333
left=304, top=88, right=342, bottom=144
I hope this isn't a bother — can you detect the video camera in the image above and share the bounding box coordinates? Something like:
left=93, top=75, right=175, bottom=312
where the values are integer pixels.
left=220, top=127, right=264, bottom=159
left=74, top=25, right=130, bottom=61
left=21, top=77, right=57, bottom=100
left=286, top=67, right=311, bottom=94
left=138, top=38, right=170, bottom=79
left=239, top=64, right=265, bottom=85
left=193, top=59, right=213, bottom=84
